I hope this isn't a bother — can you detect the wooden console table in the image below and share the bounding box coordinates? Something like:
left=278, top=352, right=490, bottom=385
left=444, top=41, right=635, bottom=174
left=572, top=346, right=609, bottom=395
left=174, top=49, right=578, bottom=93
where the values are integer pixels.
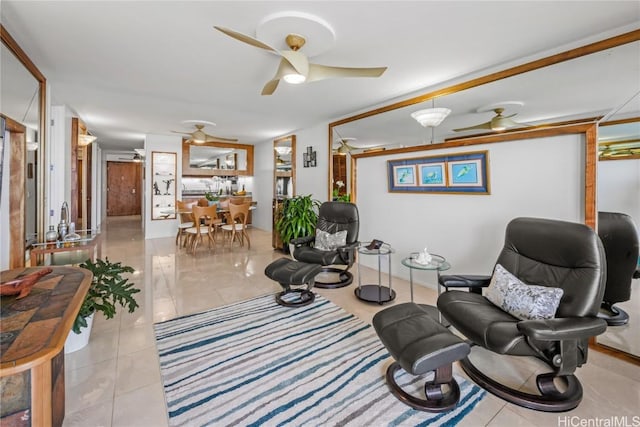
left=0, top=266, right=91, bottom=427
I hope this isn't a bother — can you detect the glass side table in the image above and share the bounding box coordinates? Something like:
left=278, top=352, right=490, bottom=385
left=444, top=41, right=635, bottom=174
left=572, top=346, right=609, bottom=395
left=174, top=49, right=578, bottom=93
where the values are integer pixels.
left=401, top=253, right=451, bottom=303
left=401, top=253, right=451, bottom=324
left=355, top=242, right=395, bottom=304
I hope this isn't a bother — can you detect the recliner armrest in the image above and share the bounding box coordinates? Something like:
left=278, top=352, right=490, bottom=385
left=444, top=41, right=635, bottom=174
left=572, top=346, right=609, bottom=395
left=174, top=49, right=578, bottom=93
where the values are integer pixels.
left=290, top=235, right=315, bottom=247
left=439, top=275, right=491, bottom=291
left=517, top=317, right=607, bottom=341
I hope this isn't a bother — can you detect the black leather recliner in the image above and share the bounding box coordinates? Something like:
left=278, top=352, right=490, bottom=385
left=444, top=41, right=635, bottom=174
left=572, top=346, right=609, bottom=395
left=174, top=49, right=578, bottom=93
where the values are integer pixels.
left=437, top=217, right=608, bottom=412
left=291, top=201, right=359, bottom=288
left=597, top=211, right=640, bottom=326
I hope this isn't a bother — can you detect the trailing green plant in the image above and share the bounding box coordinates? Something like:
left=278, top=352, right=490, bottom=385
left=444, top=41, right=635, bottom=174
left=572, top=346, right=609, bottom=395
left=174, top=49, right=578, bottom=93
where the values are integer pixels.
left=73, top=258, right=140, bottom=334
left=275, top=195, right=321, bottom=248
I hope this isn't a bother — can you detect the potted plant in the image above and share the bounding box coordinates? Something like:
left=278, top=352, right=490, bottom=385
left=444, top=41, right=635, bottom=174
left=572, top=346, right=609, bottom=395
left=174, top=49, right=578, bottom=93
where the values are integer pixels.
left=332, top=180, right=350, bottom=202
left=275, top=195, right=321, bottom=253
left=66, top=258, right=140, bottom=353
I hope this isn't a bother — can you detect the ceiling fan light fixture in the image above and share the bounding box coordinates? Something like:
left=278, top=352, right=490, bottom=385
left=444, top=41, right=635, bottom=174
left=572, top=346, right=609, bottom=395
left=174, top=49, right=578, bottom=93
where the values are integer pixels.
left=78, top=134, right=97, bottom=146
left=411, top=108, right=451, bottom=127
left=192, top=130, right=206, bottom=143
left=283, top=72, right=306, bottom=84
left=490, top=117, right=509, bottom=131
left=274, top=146, right=292, bottom=155
left=337, top=144, right=350, bottom=155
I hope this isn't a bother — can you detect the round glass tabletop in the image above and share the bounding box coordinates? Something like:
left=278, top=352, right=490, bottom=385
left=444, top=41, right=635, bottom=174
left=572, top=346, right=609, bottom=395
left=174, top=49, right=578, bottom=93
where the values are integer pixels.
left=358, top=242, right=393, bottom=256
left=401, top=253, right=451, bottom=271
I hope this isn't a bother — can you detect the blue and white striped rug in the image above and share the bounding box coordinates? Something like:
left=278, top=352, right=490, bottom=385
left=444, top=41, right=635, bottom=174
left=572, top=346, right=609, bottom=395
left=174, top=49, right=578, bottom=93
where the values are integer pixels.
left=154, top=294, right=485, bottom=426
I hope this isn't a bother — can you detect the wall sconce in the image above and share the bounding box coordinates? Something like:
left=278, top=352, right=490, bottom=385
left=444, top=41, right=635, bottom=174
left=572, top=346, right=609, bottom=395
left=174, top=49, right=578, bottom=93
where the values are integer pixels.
left=303, top=146, right=316, bottom=168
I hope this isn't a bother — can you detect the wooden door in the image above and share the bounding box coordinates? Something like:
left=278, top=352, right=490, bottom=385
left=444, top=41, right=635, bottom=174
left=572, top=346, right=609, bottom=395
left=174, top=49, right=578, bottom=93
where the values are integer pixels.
left=107, top=161, right=141, bottom=216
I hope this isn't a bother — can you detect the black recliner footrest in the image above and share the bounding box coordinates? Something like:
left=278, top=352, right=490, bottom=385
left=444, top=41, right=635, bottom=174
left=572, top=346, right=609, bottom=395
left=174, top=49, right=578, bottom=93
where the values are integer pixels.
left=265, top=258, right=323, bottom=307
left=373, top=302, right=470, bottom=412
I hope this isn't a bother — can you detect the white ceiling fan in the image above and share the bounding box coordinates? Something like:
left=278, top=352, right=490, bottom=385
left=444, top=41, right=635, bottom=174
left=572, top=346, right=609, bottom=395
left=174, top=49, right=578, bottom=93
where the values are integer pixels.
left=453, top=107, right=529, bottom=132
left=171, top=123, right=238, bottom=144
left=214, top=26, right=387, bottom=95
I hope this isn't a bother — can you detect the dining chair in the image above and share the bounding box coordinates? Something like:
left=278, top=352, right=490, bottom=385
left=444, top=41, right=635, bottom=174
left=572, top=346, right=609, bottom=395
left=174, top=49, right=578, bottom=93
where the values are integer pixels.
left=175, top=200, right=197, bottom=247
left=185, top=205, right=221, bottom=253
left=221, top=202, right=251, bottom=249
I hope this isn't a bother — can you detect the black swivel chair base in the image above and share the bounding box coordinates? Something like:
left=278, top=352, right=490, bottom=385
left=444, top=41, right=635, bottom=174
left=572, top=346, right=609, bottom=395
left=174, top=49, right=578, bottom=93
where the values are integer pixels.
left=312, top=267, right=353, bottom=289
left=597, top=301, right=630, bottom=326
left=386, top=362, right=461, bottom=412
left=460, top=356, right=583, bottom=412
left=275, top=288, right=315, bottom=307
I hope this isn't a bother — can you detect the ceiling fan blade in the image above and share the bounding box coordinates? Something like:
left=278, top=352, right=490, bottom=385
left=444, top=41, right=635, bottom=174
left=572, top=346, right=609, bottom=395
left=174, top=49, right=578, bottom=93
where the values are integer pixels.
left=213, top=26, right=278, bottom=53
left=307, top=64, right=387, bottom=82
left=170, top=130, right=192, bottom=135
left=262, top=78, right=280, bottom=95
left=453, top=121, right=493, bottom=132
left=280, top=50, right=309, bottom=77
left=204, top=134, right=238, bottom=143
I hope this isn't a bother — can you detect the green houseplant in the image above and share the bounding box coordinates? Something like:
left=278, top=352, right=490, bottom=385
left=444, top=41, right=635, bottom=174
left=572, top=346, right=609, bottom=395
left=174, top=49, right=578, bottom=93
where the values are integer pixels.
left=72, top=258, right=141, bottom=334
left=275, top=195, right=321, bottom=251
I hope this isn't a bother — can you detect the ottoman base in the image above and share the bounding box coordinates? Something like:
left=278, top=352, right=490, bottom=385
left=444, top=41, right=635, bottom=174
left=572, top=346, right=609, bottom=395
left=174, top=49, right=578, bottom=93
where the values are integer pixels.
left=386, top=361, right=460, bottom=412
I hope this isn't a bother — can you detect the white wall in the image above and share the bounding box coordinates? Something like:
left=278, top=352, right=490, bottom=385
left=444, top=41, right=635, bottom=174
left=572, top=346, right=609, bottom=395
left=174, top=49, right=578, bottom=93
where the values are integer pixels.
left=252, top=139, right=274, bottom=231
left=92, top=145, right=102, bottom=231
left=355, top=134, right=585, bottom=288
left=48, top=105, right=73, bottom=228
left=144, top=134, right=182, bottom=239
left=598, top=158, right=640, bottom=232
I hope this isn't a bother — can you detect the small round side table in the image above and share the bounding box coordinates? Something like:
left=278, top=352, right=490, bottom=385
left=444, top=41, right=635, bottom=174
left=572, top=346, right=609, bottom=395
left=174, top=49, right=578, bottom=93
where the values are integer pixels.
left=401, top=253, right=451, bottom=323
left=401, top=253, right=451, bottom=303
left=355, top=242, right=395, bottom=304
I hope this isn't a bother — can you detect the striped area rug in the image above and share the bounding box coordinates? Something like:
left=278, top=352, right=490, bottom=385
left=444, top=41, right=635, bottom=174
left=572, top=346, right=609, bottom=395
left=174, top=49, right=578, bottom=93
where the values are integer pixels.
left=154, top=294, right=485, bottom=426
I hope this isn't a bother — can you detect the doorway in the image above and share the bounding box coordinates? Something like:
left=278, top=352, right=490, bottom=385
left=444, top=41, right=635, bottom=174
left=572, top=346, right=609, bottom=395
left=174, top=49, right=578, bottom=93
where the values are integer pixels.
left=107, top=161, right=142, bottom=216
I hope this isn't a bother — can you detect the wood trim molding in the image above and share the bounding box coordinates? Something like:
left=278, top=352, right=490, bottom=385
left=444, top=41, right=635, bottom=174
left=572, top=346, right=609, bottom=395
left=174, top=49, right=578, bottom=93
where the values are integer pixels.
left=2, top=114, right=26, bottom=268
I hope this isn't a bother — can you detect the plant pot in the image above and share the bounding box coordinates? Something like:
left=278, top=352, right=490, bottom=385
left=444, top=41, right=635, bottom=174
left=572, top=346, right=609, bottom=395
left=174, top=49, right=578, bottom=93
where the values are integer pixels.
left=65, top=312, right=95, bottom=354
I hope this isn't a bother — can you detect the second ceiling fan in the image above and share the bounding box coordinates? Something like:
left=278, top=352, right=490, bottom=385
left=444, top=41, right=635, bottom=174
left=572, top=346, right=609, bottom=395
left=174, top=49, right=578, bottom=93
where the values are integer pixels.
left=453, top=108, right=529, bottom=132
left=171, top=124, right=238, bottom=144
left=214, top=26, right=387, bottom=95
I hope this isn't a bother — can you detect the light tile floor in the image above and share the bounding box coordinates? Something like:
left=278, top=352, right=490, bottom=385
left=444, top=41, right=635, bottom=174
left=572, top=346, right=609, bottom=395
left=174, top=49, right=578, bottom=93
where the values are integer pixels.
left=63, top=216, right=640, bottom=426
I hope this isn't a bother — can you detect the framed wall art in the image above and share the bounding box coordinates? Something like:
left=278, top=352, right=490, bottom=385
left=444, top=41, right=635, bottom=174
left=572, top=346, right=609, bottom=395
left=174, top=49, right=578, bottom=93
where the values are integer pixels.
left=151, top=151, right=177, bottom=220
left=388, top=150, right=490, bottom=194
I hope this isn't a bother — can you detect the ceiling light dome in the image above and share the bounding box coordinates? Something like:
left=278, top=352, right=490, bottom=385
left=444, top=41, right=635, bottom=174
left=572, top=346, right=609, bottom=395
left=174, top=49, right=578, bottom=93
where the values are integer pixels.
left=411, top=108, right=452, bottom=127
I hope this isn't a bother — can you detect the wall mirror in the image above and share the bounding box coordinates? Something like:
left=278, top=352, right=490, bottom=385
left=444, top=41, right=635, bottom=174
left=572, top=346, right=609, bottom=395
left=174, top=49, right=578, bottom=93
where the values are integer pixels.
left=272, top=135, right=296, bottom=249
left=1, top=25, right=46, bottom=267
left=329, top=32, right=640, bottom=202
left=596, top=100, right=640, bottom=361
left=328, top=30, right=640, bottom=363
left=182, top=140, right=254, bottom=177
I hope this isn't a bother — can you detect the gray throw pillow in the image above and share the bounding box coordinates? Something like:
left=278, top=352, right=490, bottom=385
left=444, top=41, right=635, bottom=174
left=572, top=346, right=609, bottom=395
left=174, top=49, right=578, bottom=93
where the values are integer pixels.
left=485, top=264, right=564, bottom=321
left=315, top=230, right=348, bottom=251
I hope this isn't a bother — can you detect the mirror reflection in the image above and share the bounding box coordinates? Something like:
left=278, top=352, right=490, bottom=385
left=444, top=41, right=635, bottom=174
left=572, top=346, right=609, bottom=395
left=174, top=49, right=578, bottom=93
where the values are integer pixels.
left=182, top=140, right=254, bottom=177
left=329, top=39, right=640, bottom=199
left=272, top=135, right=295, bottom=249
left=1, top=30, right=44, bottom=263
left=596, top=111, right=640, bottom=359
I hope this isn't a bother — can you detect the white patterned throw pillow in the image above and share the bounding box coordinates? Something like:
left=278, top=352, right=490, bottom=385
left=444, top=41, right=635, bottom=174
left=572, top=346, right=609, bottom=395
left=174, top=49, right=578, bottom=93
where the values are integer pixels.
left=485, top=264, right=564, bottom=321
left=315, top=230, right=348, bottom=251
